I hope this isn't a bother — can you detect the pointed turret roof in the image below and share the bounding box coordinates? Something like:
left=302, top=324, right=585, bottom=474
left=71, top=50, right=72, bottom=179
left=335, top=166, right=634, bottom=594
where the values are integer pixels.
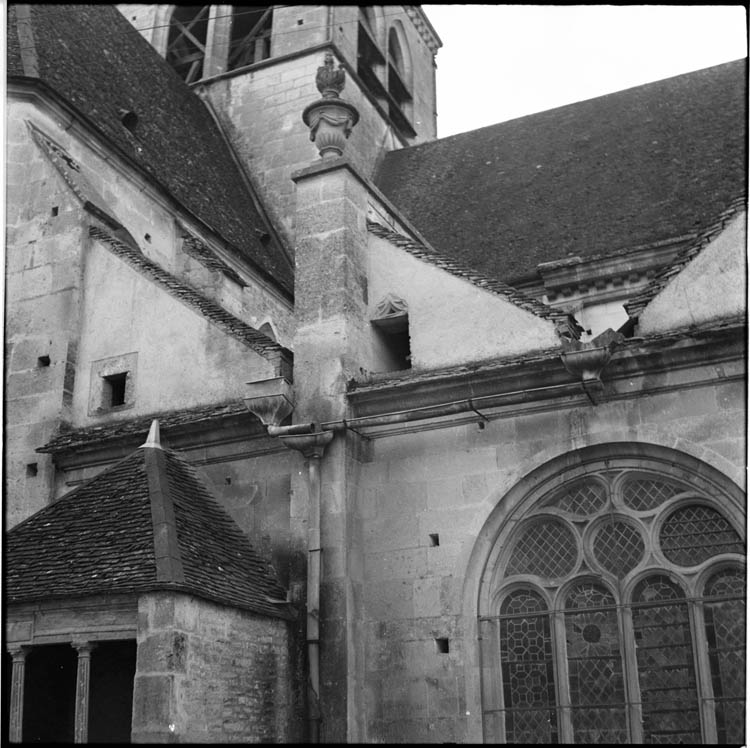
left=6, top=422, right=291, bottom=618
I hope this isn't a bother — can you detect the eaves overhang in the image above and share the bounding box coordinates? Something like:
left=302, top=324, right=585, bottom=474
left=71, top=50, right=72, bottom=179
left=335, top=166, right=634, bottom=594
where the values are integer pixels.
left=345, top=319, right=745, bottom=426
left=37, top=403, right=270, bottom=467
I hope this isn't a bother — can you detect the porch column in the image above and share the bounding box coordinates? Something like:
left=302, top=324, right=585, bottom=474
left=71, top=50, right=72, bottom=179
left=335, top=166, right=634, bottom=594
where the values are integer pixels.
left=72, top=641, right=96, bottom=744
left=7, top=645, right=28, bottom=743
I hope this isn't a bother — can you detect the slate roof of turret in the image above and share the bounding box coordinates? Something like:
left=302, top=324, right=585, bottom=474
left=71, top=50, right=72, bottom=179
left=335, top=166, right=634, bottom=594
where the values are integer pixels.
left=7, top=428, right=291, bottom=618
left=7, top=4, right=293, bottom=294
left=376, top=60, right=747, bottom=285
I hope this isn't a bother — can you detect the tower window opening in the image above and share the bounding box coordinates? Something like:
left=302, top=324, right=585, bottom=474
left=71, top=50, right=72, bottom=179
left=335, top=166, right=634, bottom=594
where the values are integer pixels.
left=228, top=6, right=273, bottom=70
left=357, top=8, right=386, bottom=101
left=166, top=5, right=210, bottom=83
left=387, top=27, right=413, bottom=128
left=103, top=372, right=128, bottom=408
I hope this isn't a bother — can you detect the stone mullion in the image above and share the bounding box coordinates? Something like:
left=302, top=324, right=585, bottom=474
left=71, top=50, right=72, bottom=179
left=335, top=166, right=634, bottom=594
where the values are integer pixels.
left=8, top=646, right=28, bottom=743
left=72, top=641, right=96, bottom=744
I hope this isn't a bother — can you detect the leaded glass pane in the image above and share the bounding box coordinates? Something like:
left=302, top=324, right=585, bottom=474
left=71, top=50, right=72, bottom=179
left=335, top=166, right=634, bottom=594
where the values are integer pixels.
left=548, top=480, right=606, bottom=516
left=704, top=569, right=746, bottom=745
left=660, top=505, right=743, bottom=566
left=506, top=519, right=577, bottom=579
left=499, top=590, right=558, bottom=743
left=632, top=575, right=701, bottom=744
left=592, top=520, right=645, bottom=576
left=564, top=583, right=628, bottom=742
left=622, top=477, right=681, bottom=511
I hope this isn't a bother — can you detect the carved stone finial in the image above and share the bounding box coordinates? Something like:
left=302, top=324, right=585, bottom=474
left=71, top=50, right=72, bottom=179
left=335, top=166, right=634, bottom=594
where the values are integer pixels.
left=315, top=51, right=346, bottom=98
left=303, top=52, right=360, bottom=159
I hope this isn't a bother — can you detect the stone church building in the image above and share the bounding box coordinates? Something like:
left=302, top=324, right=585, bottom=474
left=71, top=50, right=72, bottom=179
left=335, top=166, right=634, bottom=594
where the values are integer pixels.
left=5, top=4, right=747, bottom=743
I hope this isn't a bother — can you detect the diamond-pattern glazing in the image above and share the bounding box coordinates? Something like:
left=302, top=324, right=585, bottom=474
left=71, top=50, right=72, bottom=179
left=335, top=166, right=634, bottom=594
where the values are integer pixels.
left=660, top=505, right=743, bottom=566
left=704, top=569, right=746, bottom=745
left=506, top=519, right=577, bottom=578
left=622, top=478, right=681, bottom=511
left=499, top=589, right=558, bottom=743
left=565, top=583, right=628, bottom=742
left=632, top=576, right=701, bottom=744
left=593, top=520, right=645, bottom=576
left=486, top=465, right=746, bottom=745
left=549, top=480, right=607, bottom=515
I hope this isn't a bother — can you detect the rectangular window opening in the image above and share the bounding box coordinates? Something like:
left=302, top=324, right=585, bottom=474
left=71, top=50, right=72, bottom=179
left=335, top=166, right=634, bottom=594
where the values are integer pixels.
left=435, top=637, right=450, bottom=654
left=429, top=533, right=440, bottom=547
left=51, top=206, right=59, bottom=217
left=37, top=355, right=51, bottom=367
left=103, top=372, right=128, bottom=407
left=26, top=463, right=38, bottom=477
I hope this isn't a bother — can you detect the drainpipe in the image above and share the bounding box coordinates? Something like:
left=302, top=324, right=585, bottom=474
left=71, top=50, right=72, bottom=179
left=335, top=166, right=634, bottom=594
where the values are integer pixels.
left=275, top=429, right=334, bottom=744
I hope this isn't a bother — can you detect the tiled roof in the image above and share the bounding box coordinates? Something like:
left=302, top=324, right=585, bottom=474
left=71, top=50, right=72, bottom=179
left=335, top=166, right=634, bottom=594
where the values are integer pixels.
left=89, top=226, right=291, bottom=366
left=376, top=60, right=747, bottom=284
left=625, top=197, right=747, bottom=317
left=367, top=221, right=581, bottom=338
left=7, top=4, right=293, bottom=294
left=7, top=436, right=291, bottom=618
left=181, top=234, right=247, bottom=288
left=37, top=400, right=254, bottom=454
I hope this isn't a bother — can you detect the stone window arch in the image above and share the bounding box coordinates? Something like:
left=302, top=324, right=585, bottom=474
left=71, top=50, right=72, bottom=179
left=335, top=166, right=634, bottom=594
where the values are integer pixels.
left=477, top=449, right=745, bottom=744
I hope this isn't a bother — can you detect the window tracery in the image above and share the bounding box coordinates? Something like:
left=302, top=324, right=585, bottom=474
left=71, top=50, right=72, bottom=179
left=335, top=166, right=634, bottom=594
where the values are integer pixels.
left=480, top=465, right=745, bottom=744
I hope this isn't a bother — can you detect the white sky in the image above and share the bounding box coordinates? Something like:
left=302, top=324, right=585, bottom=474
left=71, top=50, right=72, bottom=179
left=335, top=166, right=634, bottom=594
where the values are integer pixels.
left=422, top=5, right=748, bottom=138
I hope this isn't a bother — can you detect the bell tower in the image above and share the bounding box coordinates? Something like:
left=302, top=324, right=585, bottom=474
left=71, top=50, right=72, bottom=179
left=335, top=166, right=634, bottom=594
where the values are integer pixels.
left=117, top=5, right=441, bottom=249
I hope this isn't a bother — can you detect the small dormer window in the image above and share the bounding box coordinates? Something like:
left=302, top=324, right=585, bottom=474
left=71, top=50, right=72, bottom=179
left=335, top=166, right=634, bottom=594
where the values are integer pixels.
left=371, top=294, right=411, bottom=371
left=89, top=353, right=137, bottom=415
left=103, top=373, right=128, bottom=408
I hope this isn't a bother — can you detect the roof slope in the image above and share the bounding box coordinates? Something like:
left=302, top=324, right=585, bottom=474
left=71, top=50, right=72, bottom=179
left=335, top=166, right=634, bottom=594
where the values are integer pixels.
left=376, top=60, right=747, bottom=284
left=625, top=196, right=747, bottom=317
left=7, top=433, right=290, bottom=618
left=367, top=221, right=580, bottom=339
left=7, top=4, right=292, bottom=293
left=89, top=226, right=291, bottom=368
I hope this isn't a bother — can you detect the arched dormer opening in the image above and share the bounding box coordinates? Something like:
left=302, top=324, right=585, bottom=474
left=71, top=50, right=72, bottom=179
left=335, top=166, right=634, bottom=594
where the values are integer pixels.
left=371, top=293, right=411, bottom=371
left=386, top=22, right=413, bottom=128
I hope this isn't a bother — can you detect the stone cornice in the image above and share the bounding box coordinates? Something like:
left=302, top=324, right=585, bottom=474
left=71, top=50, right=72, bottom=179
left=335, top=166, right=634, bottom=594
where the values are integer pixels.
left=345, top=320, right=745, bottom=428
left=404, top=6, right=442, bottom=55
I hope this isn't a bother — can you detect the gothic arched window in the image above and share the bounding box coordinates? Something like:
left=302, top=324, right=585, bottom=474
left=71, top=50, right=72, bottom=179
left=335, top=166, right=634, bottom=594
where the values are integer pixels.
left=480, top=467, right=746, bottom=744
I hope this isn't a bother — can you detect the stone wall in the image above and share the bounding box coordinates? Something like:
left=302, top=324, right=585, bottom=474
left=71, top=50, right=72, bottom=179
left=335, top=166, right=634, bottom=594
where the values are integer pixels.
left=353, top=374, right=745, bottom=742
left=6, top=94, right=294, bottom=526
left=133, top=592, right=302, bottom=743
